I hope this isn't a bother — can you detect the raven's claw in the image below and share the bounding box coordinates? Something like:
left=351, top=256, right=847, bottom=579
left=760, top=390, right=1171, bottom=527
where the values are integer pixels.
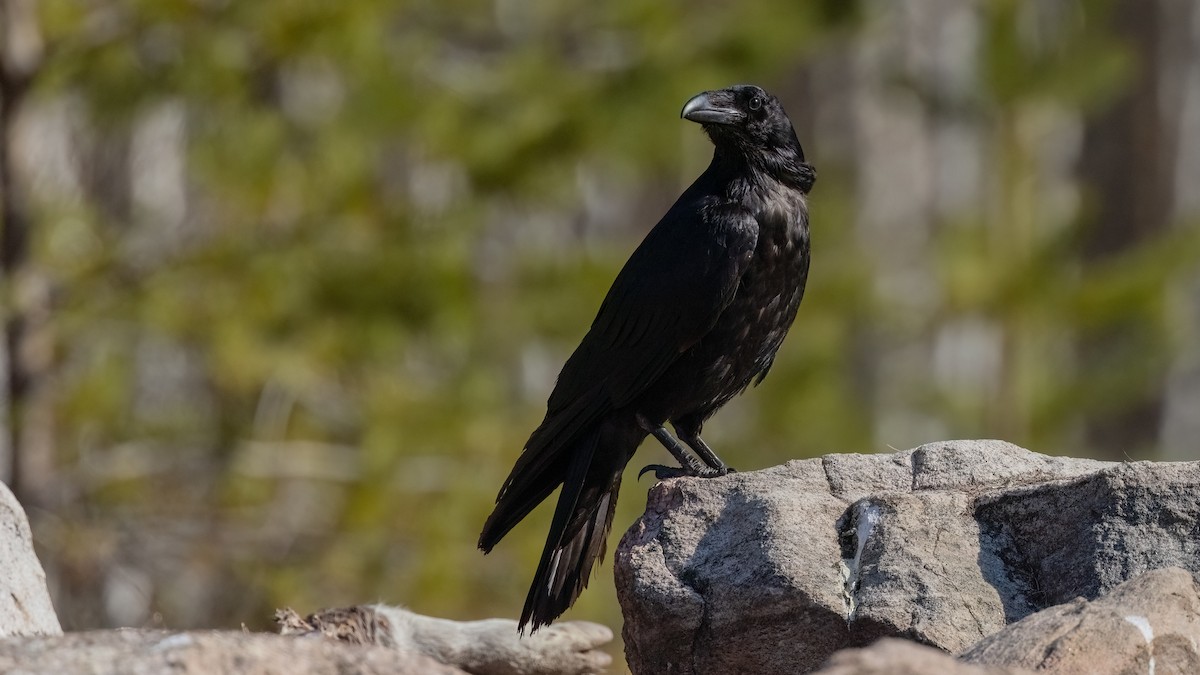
left=637, top=464, right=733, bottom=480
left=638, top=464, right=685, bottom=480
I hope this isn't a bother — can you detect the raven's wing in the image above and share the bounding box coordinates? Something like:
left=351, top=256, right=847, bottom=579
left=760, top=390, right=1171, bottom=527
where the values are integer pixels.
left=481, top=199, right=757, bottom=550
left=549, top=203, right=758, bottom=414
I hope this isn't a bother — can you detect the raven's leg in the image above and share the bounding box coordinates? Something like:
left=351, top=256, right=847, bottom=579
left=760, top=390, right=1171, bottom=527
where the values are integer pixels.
left=634, top=414, right=723, bottom=480
left=674, top=417, right=735, bottom=474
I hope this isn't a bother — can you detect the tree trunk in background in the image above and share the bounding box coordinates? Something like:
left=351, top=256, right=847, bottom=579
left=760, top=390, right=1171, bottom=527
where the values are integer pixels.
left=1077, top=0, right=1182, bottom=460
left=0, top=0, right=47, bottom=502
left=848, top=0, right=985, bottom=450
left=1160, top=2, right=1200, bottom=461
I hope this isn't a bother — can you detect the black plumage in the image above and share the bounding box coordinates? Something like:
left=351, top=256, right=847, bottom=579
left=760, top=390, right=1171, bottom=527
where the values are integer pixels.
left=479, top=84, right=816, bottom=631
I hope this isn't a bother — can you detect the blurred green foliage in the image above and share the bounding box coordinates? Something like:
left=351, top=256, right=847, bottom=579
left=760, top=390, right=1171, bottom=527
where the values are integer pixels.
left=18, top=0, right=1199, bottom=662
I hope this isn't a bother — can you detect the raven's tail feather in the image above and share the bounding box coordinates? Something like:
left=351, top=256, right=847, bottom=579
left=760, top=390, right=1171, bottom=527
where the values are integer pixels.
left=519, top=431, right=624, bottom=632
left=480, top=413, right=638, bottom=632
left=479, top=392, right=610, bottom=554
left=477, top=450, right=567, bottom=555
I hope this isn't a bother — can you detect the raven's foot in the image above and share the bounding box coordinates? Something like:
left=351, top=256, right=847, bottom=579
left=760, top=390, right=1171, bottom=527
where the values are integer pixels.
left=637, top=463, right=734, bottom=480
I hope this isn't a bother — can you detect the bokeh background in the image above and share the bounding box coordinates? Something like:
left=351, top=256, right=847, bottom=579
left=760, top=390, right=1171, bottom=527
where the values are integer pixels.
left=2, top=0, right=1200, bottom=663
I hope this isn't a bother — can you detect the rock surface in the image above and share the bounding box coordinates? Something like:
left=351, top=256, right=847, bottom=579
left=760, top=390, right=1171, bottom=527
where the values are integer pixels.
left=0, top=629, right=467, bottom=675
left=812, top=638, right=1033, bottom=675
left=615, top=440, right=1200, bottom=674
left=0, top=482, right=61, bottom=638
left=962, top=567, right=1200, bottom=674
left=279, top=604, right=613, bottom=675
left=0, top=604, right=612, bottom=675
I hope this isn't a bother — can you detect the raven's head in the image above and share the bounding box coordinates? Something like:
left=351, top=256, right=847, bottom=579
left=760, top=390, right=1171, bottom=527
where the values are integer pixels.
left=681, top=85, right=804, bottom=161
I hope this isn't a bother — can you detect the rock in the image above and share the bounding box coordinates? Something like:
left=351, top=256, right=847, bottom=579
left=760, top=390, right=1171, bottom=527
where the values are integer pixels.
left=973, top=461, right=1200, bottom=618
left=0, top=482, right=61, bottom=637
left=962, top=567, right=1200, bottom=673
left=279, top=604, right=613, bottom=675
left=811, top=638, right=1033, bottom=675
left=0, top=629, right=467, bottom=675
left=0, top=606, right=613, bottom=675
left=615, top=440, right=1200, bottom=674
left=617, top=448, right=854, bottom=674
left=0, top=602, right=609, bottom=675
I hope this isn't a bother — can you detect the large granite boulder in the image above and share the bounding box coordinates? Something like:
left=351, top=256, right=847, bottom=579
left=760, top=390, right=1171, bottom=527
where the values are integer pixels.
left=615, top=440, right=1200, bottom=674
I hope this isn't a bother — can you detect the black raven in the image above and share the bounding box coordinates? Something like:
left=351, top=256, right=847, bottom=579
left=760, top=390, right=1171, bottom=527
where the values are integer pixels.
left=479, top=84, right=816, bottom=631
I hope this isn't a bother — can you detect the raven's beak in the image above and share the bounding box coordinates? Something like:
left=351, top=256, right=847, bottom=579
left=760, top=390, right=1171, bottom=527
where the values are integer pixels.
left=681, top=91, right=744, bottom=126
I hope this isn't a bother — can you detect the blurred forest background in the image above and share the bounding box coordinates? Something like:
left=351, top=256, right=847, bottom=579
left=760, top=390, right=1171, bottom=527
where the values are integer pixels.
left=2, top=0, right=1199, bottom=656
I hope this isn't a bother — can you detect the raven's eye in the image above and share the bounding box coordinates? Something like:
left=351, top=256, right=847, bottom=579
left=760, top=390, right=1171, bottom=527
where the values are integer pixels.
left=748, top=96, right=763, bottom=111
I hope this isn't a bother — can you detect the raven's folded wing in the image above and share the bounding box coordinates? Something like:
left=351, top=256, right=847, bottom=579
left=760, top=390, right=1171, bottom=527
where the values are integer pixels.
left=550, top=204, right=759, bottom=414
left=485, top=200, right=757, bottom=531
